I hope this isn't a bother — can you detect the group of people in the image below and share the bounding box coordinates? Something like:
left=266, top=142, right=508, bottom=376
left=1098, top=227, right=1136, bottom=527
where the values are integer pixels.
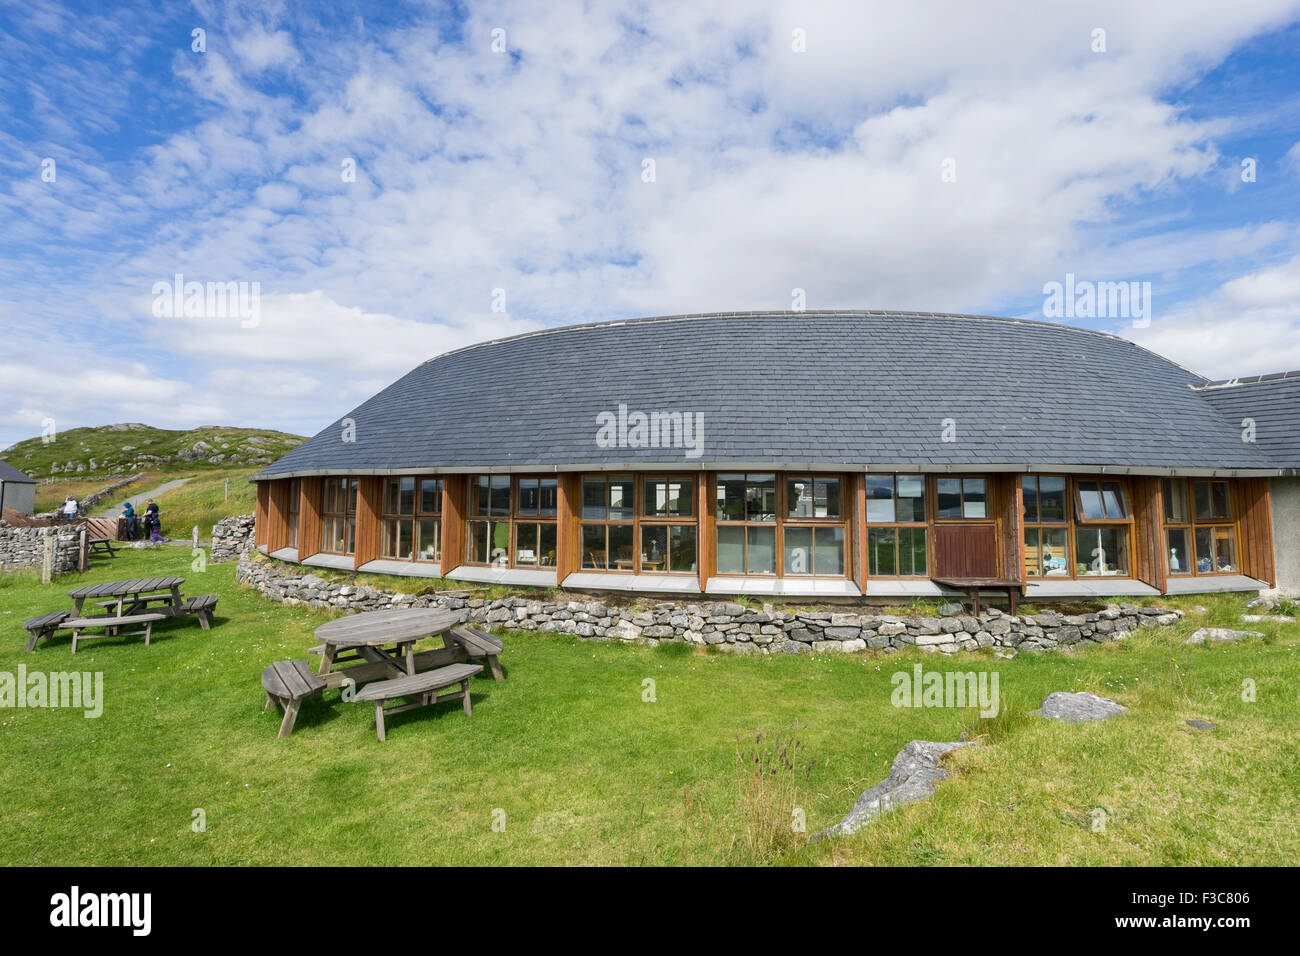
left=121, top=498, right=165, bottom=542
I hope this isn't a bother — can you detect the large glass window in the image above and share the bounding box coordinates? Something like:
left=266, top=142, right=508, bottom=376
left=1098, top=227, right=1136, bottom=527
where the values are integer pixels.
left=640, top=476, right=696, bottom=574
left=383, top=477, right=442, bottom=563
left=865, top=475, right=927, bottom=576
left=581, top=474, right=636, bottom=569
left=467, top=476, right=556, bottom=568
left=321, top=477, right=357, bottom=555
left=1022, top=476, right=1069, bottom=577
left=936, top=477, right=987, bottom=519
left=1074, top=525, right=1130, bottom=577
left=1164, top=478, right=1235, bottom=575
left=1075, top=479, right=1128, bottom=520
left=717, top=472, right=846, bottom=577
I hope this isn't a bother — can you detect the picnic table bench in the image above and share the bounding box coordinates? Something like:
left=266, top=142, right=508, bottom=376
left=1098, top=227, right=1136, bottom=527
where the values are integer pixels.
left=262, top=660, right=326, bottom=738
left=23, top=611, right=70, bottom=652
left=313, top=607, right=461, bottom=687
left=67, top=612, right=167, bottom=653
left=932, top=576, right=1025, bottom=615
left=356, top=662, right=482, bottom=741
left=448, top=626, right=505, bottom=680
left=68, top=577, right=186, bottom=617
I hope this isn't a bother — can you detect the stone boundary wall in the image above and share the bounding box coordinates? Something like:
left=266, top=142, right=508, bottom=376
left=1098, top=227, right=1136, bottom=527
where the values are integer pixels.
left=235, top=552, right=1186, bottom=654
left=211, top=514, right=256, bottom=564
left=34, top=472, right=143, bottom=518
left=0, top=522, right=82, bottom=573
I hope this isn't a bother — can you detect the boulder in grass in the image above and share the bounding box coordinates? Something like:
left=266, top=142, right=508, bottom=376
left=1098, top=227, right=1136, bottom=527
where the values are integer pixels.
left=1185, top=719, right=1217, bottom=731
left=1184, top=627, right=1263, bottom=646
left=1037, top=691, right=1126, bottom=722
left=816, top=740, right=975, bottom=839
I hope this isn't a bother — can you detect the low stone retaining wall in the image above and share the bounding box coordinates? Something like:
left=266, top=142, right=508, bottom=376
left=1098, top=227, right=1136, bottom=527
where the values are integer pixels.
left=34, top=472, right=143, bottom=519
left=211, top=514, right=256, bottom=564
left=235, top=552, right=1186, bottom=654
left=0, top=522, right=82, bottom=573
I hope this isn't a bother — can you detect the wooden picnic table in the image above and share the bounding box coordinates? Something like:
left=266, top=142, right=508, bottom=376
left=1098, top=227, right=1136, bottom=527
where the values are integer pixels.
left=932, top=576, right=1025, bottom=615
left=66, top=577, right=186, bottom=617
left=314, top=608, right=461, bottom=684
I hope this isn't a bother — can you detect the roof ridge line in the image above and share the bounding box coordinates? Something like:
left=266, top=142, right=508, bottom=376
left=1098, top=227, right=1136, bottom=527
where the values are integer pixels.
left=420, top=309, right=1154, bottom=367
left=1192, top=369, right=1300, bottom=389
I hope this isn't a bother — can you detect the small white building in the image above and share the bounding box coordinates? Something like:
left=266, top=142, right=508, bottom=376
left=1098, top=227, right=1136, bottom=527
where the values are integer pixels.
left=0, top=461, right=37, bottom=517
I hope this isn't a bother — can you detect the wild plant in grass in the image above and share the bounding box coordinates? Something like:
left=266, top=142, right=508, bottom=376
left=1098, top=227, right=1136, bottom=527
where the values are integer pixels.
left=731, top=722, right=815, bottom=864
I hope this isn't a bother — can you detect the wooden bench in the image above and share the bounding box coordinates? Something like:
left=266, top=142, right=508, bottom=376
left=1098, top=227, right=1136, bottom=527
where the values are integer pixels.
left=23, top=611, right=70, bottom=652
left=932, top=577, right=1025, bottom=616
left=178, top=594, right=219, bottom=630
left=355, top=662, right=482, bottom=741
left=448, top=626, right=505, bottom=680
left=261, top=660, right=326, bottom=738
left=66, top=613, right=167, bottom=654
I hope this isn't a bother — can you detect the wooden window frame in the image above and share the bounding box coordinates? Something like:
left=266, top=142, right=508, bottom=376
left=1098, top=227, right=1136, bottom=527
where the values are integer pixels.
left=321, top=477, right=358, bottom=555
left=933, top=476, right=991, bottom=521
left=381, top=476, right=444, bottom=563
left=637, top=475, right=698, bottom=575
left=715, top=472, right=850, bottom=578
left=863, top=474, right=928, bottom=578
left=464, top=475, right=557, bottom=569
left=287, top=478, right=301, bottom=550
left=1162, top=478, right=1239, bottom=576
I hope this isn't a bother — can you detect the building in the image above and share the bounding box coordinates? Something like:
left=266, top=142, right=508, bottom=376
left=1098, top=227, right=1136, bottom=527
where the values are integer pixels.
left=251, top=311, right=1288, bottom=600
left=0, top=461, right=37, bottom=517
left=1196, top=372, right=1300, bottom=596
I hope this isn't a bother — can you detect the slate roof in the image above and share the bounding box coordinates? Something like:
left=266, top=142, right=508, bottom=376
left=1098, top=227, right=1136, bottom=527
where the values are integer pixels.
left=254, top=311, right=1284, bottom=479
left=1195, top=371, right=1300, bottom=471
left=0, top=461, right=36, bottom=483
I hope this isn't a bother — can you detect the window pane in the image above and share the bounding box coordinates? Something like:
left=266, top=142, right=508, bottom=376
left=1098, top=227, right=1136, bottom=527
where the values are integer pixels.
left=323, top=517, right=344, bottom=553
left=898, top=526, right=928, bottom=576
left=1101, top=480, right=1126, bottom=518
left=1166, top=527, right=1189, bottom=574
left=645, top=478, right=669, bottom=517
left=896, top=475, right=926, bottom=522
left=489, top=476, right=510, bottom=516
left=783, top=526, right=814, bottom=575
left=539, top=523, right=557, bottom=565
left=641, top=526, right=668, bottom=570
left=608, top=522, right=635, bottom=569
left=747, top=474, right=776, bottom=521
left=718, top=474, right=746, bottom=521
left=1021, top=476, right=1039, bottom=523
left=669, top=479, right=692, bottom=517
left=1042, top=527, right=1067, bottom=575
left=582, top=524, right=606, bottom=569
left=490, top=519, right=510, bottom=565
left=419, top=479, right=442, bottom=515
left=1039, top=476, right=1067, bottom=522
left=1075, top=526, right=1128, bottom=576
left=1196, top=526, right=1235, bottom=572
left=816, top=478, right=840, bottom=518
left=1077, top=480, right=1104, bottom=520
left=517, top=478, right=539, bottom=516
left=669, top=525, right=696, bottom=573
left=345, top=516, right=356, bottom=554
left=346, top=480, right=357, bottom=514
left=582, top=477, right=605, bottom=520
left=814, top=526, right=844, bottom=576
left=787, top=476, right=814, bottom=519
left=1162, top=479, right=1187, bottom=523
left=867, top=527, right=897, bottom=576
left=608, top=475, right=634, bottom=520
left=1193, top=482, right=1212, bottom=521
left=962, top=478, right=986, bottom=519
left=473, top=476, right=489, bottom=516
left=1211, top=482, right=1230, bottom=520
left=1213, top=527, right=1235, bottom=572
left=416, top=518, right=440, bottom=562
left=539, top=479, right=558, bottom=516
left=864, top=476, right=895, bottom=523
left=716, top=525, right=745, bottom=574
left=515, top=523, right=538, bottom=565
left=1024, top=527, right=1040, bottom=576
left=747, top=525, right=776, bottom=573
left=937, top=478, right=962, bottom=519
left=383, top=519, right=412, bottom=560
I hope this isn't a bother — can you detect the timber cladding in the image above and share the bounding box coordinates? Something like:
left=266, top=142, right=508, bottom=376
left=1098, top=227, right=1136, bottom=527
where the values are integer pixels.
left=297, top=476, right=323, bottom=558
left=1238, top=478, right=1275, bottom=587
left=352, top=476, right=384, bottom=568
left=1130, top=477, right=1167, bottom=593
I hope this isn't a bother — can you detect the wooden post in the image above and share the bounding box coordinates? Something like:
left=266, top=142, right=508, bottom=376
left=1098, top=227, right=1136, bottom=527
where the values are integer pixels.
left=42, top=535, right=54, bottom=584
left=224, top=478, right=229, bottom=501
left=192, top=525, right=200, bottom=548
left=78, top=527, right=87, bottom=572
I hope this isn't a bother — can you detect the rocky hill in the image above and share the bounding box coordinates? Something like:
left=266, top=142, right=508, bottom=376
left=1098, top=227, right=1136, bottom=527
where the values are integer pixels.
left=0, top=424, right=306, bottom=478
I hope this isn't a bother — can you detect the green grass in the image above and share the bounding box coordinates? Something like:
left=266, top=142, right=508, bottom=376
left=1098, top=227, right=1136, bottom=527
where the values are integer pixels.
left=146, top=468, right=260, bottom=537
left=2, top=548, right=1298, bottom=865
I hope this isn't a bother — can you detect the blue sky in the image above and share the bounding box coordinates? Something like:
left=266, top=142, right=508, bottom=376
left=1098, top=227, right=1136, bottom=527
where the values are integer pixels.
left=2, top=0, right=1299, bottom=450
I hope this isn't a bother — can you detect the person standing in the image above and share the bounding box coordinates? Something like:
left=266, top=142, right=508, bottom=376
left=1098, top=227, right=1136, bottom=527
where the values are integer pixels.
left=144, top=498, right=164, bottom=542
left=122, top=501, right=137, bottom=540
left=63, top=496, right=78, bottom=520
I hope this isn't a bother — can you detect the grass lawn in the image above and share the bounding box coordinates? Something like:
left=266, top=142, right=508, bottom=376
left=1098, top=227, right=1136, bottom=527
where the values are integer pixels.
left=2, top=547, right=1298, bottom=866
left=147, top=468, right=259, bottom=536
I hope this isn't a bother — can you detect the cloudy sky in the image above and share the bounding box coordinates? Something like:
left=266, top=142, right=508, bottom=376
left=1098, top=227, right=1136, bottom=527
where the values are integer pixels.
left=1, top=0, right=1299, bottom=448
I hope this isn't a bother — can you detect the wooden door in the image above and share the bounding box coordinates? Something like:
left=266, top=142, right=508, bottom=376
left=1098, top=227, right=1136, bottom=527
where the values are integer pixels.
left=932, top=524, right=998, bottom=578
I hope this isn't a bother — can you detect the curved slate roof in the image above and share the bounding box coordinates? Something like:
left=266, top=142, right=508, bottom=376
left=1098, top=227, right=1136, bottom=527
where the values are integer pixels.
left=255, top=311, right=1282, bottom=479
left=1195, top=372, right=1300, bottom=471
